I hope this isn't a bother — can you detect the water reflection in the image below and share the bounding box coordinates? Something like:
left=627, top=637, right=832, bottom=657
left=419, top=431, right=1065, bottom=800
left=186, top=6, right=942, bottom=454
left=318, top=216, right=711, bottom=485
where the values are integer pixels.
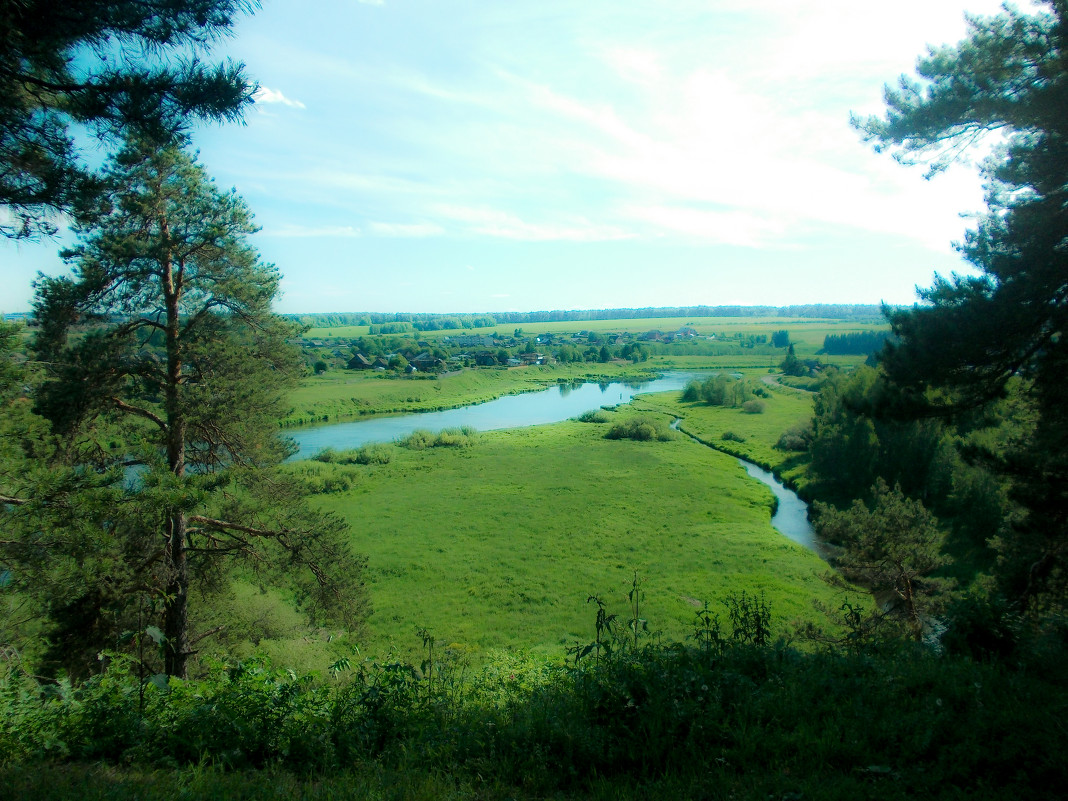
left=287, top=371, right=699, bottom=461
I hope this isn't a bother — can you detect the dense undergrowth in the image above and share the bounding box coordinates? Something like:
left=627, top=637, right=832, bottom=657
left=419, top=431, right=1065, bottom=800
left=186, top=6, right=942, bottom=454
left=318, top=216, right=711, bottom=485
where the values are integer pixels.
left=3, top=597, right=1065, bottom=801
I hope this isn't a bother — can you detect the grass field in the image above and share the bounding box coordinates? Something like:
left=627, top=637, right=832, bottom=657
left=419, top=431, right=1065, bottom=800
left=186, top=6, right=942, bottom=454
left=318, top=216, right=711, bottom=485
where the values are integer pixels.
left=302, top=314, right=887, bottom=346
left=298, top=400, right=845, bottom=665
left=634, top=380, right=814, bottom=478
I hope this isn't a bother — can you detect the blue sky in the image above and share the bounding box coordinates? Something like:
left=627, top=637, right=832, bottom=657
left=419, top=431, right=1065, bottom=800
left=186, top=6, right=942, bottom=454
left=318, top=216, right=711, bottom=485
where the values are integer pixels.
left=2, top=0, right=1019, bottom=314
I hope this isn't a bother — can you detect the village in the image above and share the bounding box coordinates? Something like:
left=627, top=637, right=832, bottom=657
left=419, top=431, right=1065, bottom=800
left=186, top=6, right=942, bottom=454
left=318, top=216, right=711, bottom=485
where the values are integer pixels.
left=296, top=325, right=726, bottom=373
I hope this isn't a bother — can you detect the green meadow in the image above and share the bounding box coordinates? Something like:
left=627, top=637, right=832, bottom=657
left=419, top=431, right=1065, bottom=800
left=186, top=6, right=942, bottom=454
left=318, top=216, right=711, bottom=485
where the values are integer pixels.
left=293, top=395, right=846, bottom=665
left=282, top=362, right=658, bottom=426
left=634, top=379, right=814, bottom=477
left=302, top=314, right=886, bottom=349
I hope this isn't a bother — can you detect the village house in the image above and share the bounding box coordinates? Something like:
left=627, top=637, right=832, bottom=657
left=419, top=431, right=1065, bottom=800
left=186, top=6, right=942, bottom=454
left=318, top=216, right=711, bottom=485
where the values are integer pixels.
left=347, top=353, right=373, bottom=370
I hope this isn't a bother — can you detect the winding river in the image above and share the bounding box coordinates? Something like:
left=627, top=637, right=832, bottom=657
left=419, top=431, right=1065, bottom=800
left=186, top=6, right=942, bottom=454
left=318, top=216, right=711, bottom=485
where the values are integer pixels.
left=287, top=372, right=818, bottom=554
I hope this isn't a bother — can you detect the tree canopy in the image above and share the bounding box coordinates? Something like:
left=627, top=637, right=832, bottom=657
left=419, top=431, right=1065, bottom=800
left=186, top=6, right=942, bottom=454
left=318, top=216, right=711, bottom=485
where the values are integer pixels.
left=0, top=0, right=256, bottom=238
left=856, top=1, right=1068, bottom=609
left=14, top=138, right=366, bottom=677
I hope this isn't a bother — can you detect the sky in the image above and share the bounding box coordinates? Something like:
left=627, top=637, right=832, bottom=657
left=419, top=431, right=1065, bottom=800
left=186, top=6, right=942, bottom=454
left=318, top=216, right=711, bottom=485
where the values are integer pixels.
left=0, top=0, right=1028, bottom=315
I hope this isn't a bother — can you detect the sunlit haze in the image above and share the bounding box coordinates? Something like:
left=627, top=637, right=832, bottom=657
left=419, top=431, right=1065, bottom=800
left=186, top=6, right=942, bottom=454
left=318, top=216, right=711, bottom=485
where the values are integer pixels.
left=1, top=0, right=1024, bottom=314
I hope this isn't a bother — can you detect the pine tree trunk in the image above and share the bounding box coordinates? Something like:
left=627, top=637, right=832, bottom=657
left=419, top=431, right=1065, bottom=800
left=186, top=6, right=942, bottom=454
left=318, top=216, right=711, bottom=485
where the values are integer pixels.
left=163, top=510, right=189, bottom=677
left=161, top=227, right=190, bottom=678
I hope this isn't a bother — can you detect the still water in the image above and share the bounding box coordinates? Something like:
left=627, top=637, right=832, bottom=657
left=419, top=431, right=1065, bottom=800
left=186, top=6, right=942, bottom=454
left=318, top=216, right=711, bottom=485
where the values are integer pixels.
left=287, top=372, right=697, bottom=461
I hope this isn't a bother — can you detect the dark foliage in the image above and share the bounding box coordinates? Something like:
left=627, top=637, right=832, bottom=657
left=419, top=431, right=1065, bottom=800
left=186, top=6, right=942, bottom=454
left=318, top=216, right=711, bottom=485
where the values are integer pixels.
left=820, top=330, right=892, bottom=355
left=0, top=0, right=257, bottom=238
left=856, top=1, right=1068, bottom=611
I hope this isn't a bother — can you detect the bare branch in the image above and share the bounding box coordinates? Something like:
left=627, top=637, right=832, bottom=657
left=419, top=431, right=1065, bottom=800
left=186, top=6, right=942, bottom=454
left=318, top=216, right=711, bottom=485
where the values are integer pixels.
left=188, top=625, right=226, bottom=646
left=111, top=397, right=167, bottom=430
left=188, top=514, right=283, bottom=538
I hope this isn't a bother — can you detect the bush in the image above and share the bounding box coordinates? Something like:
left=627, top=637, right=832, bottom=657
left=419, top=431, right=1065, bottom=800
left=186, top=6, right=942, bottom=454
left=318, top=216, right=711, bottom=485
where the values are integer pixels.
left=398, top=427, right=478, bottom=450
left=604, top=417, right=674, bottom=442
left=289, top=462, right=356, bottom=493
left=721, top=431, right=746, bottom=443
left=312, top=445, right=393, bottom=465
left=775, top=423, right=811, bottom=452
left=353, top=444, right=393, bottom=465
left=778, top=375, right=821, bottom=391
left=741, top=400, right=765, bottom=414
left=576, top=409, right=612, bottom=423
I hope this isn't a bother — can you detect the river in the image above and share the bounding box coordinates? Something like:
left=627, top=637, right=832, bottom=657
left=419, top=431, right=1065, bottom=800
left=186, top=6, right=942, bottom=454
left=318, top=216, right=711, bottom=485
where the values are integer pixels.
left=287, top=372, right=698, bottom=460
left=287, top=371, right=818, bottom=555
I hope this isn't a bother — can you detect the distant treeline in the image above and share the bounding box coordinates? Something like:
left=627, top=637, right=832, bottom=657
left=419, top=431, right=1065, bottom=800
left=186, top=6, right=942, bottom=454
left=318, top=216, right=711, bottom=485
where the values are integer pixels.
left=819, top=330, right=893, bottom=355
left=293, top=313, right=498, bottom=330
left=291, top=305, right=886, bottom=329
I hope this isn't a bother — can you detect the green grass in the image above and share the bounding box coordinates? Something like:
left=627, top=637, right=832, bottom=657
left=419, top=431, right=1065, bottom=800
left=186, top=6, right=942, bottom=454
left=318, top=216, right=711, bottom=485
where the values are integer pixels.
left=311, top=411, right=846, bottom=664
left=302, top=315, right=887, bottom=345
left=282, top=363, right=658, bottom=426
left=632, top=382, right=814, bottom=477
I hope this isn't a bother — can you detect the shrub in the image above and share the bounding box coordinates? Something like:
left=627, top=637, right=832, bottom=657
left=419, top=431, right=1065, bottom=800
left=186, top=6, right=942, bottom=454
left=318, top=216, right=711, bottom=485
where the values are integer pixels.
left=353, top=444, right=393, bottom=465
left=604, top=417, right=674, bottom=442
left=576, top=409, right=612, bottom=423
left=741, top=400, right=765, bottom=414
left=313, top=445, right=394, bottom=465
left=398, top=427, right=478, bottom=450
left=775, top=423, right=811, bottom=452
left=721, top=431, right=746, bottom=443
left=312, top=447, right=339, bottom=463
left=779, top=375, right=821, bottom=391
left=289, top=462, right=356, bottom=493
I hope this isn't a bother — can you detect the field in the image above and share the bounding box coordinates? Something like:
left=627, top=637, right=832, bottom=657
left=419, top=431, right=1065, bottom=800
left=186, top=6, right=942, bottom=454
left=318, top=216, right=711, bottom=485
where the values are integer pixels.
left=269, top=317, right=851, bottom=663
left=633, top=379, right=813, bottom=478
left=302, top=314, right=886, bottom=352
left=279, top=386, right=844, bottom=665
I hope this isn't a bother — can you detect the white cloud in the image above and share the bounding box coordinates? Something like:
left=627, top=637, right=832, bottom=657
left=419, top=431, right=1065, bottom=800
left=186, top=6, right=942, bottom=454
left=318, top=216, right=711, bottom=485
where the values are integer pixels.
left=263, top=224, right=360, bottom=238
left=367, top=221, right=445, bottom=237
left=433, top=205, right=634, bottom=242
left=599, top=46, right=663, bottom=86
left=253, top=87, right=306, bottom=109
left=227, top=1, right=996, bottom=261
left=623, top=205, right=788, bottom=248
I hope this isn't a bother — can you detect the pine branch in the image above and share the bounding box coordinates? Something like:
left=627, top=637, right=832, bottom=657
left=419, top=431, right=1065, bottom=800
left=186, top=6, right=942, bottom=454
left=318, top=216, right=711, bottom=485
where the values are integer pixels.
left=188, top=514, right=284, bottom=538
left=111, top=397, right=167, bottom=430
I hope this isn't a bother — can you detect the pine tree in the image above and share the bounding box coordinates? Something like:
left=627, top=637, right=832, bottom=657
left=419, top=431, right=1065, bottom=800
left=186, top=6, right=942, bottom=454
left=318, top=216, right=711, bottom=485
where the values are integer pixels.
left=856, top=1, right=1068, bottom=610
left=815, top=481, right=952, bottom=640
left=27, top=138, right=366, bottom=677
left=1, top=0, right=256, bottom=238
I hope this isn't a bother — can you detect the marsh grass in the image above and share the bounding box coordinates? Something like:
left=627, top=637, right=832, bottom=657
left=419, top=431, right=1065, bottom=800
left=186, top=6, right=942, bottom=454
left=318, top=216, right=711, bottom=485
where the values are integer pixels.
left=603, top=415, right=674, bottom=441
left=313, top=414, right=844, bottom=664
left=397, top=426, right=479, bottom=450
left=632, top=383, right=814, bottom=479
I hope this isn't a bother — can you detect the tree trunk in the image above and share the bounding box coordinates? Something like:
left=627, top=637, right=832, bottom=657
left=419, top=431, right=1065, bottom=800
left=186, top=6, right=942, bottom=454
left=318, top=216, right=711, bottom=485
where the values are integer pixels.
left=163, top=510, right=189, bottom=677
left=160, top=225, right=190, bottom=677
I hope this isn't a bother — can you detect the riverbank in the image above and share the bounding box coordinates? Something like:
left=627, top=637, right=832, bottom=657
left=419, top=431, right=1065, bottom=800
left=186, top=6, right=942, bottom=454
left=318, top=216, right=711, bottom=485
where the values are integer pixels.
left=281, top=362, right=662, bottom=427
left=631, top=382, right=813, bottom=484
